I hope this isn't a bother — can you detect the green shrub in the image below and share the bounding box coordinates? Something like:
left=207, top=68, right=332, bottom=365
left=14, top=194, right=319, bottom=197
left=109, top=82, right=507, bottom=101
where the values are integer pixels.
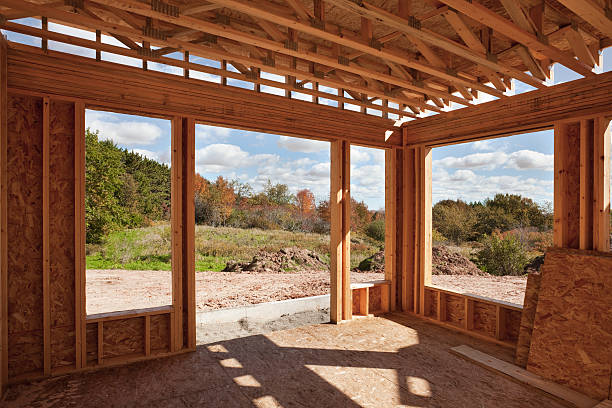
left=475, top=233, right=529, bottom=276
left=365, top=219, right=385, bottom=242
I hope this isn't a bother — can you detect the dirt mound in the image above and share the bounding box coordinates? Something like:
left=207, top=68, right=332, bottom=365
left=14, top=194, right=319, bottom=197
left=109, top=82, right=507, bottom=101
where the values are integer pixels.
left=432, top=246, right=485, bottom=276
left=223, top=247, right=327, bottom=273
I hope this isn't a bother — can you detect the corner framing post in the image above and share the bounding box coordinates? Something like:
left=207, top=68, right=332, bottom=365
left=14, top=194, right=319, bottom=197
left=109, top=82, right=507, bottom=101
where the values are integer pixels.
left=330, top=140, right=351, bottom=323
left=181, top=117, right=196, bottom=350
left=171, top=117, right=184, bottom=351
left=384, top=149, right=396, bottom=311
left=0, top=35, right=8, bottom=391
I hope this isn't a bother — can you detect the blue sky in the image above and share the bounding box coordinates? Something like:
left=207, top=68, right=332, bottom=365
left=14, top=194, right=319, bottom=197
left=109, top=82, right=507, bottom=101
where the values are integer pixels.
left=3, top=18, right=611, bottom=210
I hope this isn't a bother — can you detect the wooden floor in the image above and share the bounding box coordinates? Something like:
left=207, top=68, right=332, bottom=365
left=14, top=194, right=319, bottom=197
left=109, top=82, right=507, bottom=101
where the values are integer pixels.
left=2, top=313, right=567, bottom=408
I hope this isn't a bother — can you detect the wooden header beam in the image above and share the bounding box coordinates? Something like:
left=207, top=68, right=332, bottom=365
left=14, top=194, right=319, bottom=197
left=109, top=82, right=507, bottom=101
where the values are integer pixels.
left=401, top=71, right=612, bottom=146
left=5, top=45, right=400, bottom=148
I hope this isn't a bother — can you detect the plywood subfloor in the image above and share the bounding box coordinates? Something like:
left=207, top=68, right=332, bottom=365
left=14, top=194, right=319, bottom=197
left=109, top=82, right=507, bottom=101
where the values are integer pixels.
left=2, top=314, right=567, bottom=407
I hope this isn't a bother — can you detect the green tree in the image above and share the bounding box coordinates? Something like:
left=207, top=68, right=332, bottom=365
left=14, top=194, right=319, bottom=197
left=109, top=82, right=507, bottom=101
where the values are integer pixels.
left=432, top=199, right=477, bottom=244
left=475, top=233, right=530, bottom=276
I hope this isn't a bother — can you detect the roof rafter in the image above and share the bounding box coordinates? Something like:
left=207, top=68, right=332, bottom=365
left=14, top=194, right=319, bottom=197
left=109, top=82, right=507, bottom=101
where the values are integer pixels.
left=324, top=0, right=545, bottom=88
left=436, top=0, right=595, bottom=77
left=204, top=0, right=506, bottom=97
left=556, top=0, right=612, bottom=39
left=82, top=0, right=474, bottom=105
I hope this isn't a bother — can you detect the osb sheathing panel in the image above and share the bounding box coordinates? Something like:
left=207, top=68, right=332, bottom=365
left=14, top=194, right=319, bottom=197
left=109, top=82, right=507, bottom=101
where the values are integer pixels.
left=423, top=288, right=438, bottom=318
left=527, top=249, right=612, bottom=400
left=86, top=323, right=98, bottom=365
left=6, top=93, right=43, bottom=378
left=103, top=318, right=145, bottom=360
left=472, top=301, right=496, bottom=338
left=49, top=100, right=76, bottom=369
left=443, top=294, right=465, bottom=327
left=503, top=309, right=521, bottom=343
left=150, top=314, right=170, bottom=355
left=515, top=272, right=541, bottom=367
left=50, top=326, right=76, bottom=369
left=351, top=290, right=361, bottom=315
left=368, top=285, right=382, bottom=313
left=564, top=123, right=581, bottom=249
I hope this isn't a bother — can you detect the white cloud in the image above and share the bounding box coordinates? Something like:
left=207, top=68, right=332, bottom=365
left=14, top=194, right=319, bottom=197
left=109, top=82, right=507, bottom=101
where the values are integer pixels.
left=505, top=150, right=554, bottom=171
left=131, top=148, right=171, bottom=165
left=195, top=144, right=250, bottom=173
left=277, top=136, right=328, bottom=153
left=436, top=149, right=553, bottom=171
left=437, top=152, right=503, bottom=170
left=196, top=125, right=232, bottom=143
left=472, top=140, right=496, bottom=151
left=350, top=147, right=370, bottom=163
left=86, top=112, right=163, bottom=146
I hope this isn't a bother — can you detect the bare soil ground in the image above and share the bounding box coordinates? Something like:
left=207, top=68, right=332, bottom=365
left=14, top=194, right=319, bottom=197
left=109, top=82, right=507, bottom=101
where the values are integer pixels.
left=86, top=269, right=527, bottom=315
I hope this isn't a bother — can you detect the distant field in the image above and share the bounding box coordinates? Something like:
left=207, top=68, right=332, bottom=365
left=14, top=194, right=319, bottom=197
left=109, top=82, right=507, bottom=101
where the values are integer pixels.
left=86, top=223, right=382, bottom=271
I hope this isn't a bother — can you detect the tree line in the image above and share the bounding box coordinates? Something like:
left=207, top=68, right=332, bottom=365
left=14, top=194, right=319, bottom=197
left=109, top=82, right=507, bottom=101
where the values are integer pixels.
left=85, top=129, right=381, bottom=243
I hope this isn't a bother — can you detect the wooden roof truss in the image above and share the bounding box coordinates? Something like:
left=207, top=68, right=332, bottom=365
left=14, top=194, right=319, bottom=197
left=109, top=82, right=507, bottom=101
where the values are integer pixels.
left=0, top=0, right=609, bottom=123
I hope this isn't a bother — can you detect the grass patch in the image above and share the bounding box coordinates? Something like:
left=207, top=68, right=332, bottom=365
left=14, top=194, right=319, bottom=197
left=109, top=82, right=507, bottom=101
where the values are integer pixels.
left=86, top=223, right=381, bottom=271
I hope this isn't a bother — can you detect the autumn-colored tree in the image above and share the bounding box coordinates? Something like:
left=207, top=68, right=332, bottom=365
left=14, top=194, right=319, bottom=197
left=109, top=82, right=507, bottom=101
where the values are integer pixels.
left=194, top=173, right=209, bottom=198
left=317, top=200, right=330, bottom=223
left=213, top=176, right=235, bottom=223
left=296, top=189, right=316, bottom=216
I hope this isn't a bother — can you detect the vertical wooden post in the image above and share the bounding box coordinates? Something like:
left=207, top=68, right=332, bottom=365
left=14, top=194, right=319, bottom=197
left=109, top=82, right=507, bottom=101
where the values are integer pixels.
left=555, top=118, right=609, bottom=252
left=593, top=118, right=610, bottom=251
left=419, top=147, right=432, bottom=314
left=384, top=149, right=396, bottom=312
left=171, top=117, right=183, bottom=351
left=74, top=102, right=85, bottom=369
left=42, top=97, right=50, bottom=375
left=95, top=30, right=101, bottom=62
left=181, top=117, right=196, bottom=350
left=330, top=140, right=351, bottom=323
left=0, top=35, right=8, bottom=389
left=342, top=141, right=351, bottom=321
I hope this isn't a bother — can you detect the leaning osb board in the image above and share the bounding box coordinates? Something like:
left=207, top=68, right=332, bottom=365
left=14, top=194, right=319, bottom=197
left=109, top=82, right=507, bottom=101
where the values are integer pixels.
left=49, top=100, right=76, bottom=370
left=527, top=249, right=612, bottom=400
left=515, top=272, right=541, bottom=367
left=6, top=94, right=43, bottom=377
left=472, top=301, right=496, bottom=338
left=103, top=317, right=145, bottom=360
left=150, top=314, right=170, bottom=355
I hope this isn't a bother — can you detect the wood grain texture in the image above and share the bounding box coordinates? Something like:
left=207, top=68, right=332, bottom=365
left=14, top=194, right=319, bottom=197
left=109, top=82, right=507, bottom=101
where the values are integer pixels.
left=472, top=301, right=497, bottom=338
left=103, top=317, right=145, bottom=360
left=442, top=293, right=465, bottom=328
left=527, top=248, right=612, bottom=400
left=149, top=313, right=170, bottom=355
left=49, top=100, right=76, bottom=371
left=515, top=272, right=541, bottom=368
left=6, top=94, right=43, bottom=378
left=0, top=35, right=7, bottom=389
left=6, top=47, right=397, bottom=148
left=399, top=71, right=612, bottom=146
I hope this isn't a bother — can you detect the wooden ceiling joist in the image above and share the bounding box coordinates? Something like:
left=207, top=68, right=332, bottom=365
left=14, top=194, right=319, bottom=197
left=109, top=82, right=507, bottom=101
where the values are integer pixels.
left=82, top=0, right=475, bottom=105
left=0, top=0, right=438, bottom=113
left=556, top=0, right=612, bottom=39
left=204, top=0, right=505, bottom=98
left=436, top=0, right=596, bottom=78
left=325, top=0, right=545, bottom=88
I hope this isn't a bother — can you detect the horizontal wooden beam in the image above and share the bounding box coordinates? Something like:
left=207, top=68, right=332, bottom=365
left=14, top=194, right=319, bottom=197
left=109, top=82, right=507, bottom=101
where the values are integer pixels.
left=556, top=0, right=612, bottom=39
left=325, top=0, right=545, bottom=89
left=5, top=45, right=399, bottom=147
left=400, top=71, right=612, bottom=146
left=437, top=0, right=595, bottom=77
left=201, top=0, right=505, bottom=99
left=0, top=0, right=441, bottom=113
